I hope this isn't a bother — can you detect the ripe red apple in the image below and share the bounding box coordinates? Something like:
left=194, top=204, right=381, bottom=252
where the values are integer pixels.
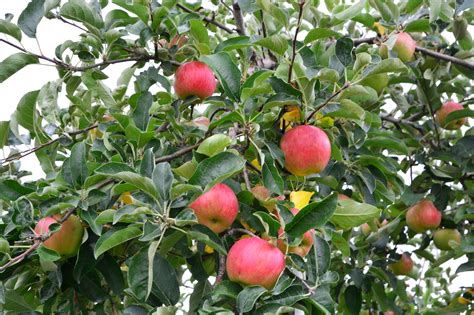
left=435, top=101, right=466, bottom=130
left=189, top=183, right=238, bottom=233
left=192, top=116, right=210, bottom=127
left=380, top=32, right=416, bottom=62
left=174, top=61, right=217, bottom=100
left=34, top=215, right=84, bottom=257
left=338, top=194, right=351, bottom=201
left=280, top=125, right=331, bottom=176
left=226, top=237, right=285, bottom=289
left=277, top=208, right=314, bottom=257
left=433, top=229, right=462, bottom=250
left=405, top=199, right=442, bottom=233
left=388, top=253, right=413, bottom=275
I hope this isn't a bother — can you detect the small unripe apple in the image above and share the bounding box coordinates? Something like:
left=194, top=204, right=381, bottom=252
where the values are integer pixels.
left=192, top=116, right=210, bottom=128
left=174, top=61, right=216, bottom=100
left=380, top=32, right=416, bottom=62
left=189, top=183, right=238, bottom=233
left=433, top=229, right=462, bottom=250
left=280, top=125, right=331, bottom=176
left=277, top=208, right=314, bottom=257
left=226, top=237, right=285, bottom=289
left=338, top=194, right=351, bottom=201
left=435, top=101, right=466, bottom=130
left=405, top=199, right=442, bottom=233
left=359, top=73, right=389, bottom=94
left=34, top=215, right=84, bottom=257
left=388, top=253, right=413, bottom=275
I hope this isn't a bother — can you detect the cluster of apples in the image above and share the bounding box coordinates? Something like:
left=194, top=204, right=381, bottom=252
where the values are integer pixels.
left=387, top=199, right=462, bottom=276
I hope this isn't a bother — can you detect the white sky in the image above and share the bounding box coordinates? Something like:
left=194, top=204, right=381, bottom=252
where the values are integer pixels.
left=0, top=1, right=472, bottom=309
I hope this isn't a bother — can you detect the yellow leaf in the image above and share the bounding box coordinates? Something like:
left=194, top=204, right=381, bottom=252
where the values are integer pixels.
left=373, top=22, right=385, bottom=36
left=204, top=245, right=214, bottom=254
left=280, top=105, right=300, bottom=130
left=290, top=191, right=314, bottom=210
left=119, top=192, right=133, bottom=205
left=250, top=158, right=262, bottom=171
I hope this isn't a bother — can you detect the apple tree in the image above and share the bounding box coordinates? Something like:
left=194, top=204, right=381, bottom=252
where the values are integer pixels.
left=0, top=0, right=473, bottom=314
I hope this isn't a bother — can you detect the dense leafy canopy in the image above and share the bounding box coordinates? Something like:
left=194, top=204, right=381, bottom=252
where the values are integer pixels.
left=0, top=0, right=473, bottom=314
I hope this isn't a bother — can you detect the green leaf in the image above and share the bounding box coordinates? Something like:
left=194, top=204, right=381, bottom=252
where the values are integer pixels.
left=151, top=253, right=181, bottom=305
left=94, top=225, right=142, bottom=258
left=307, top=236, right=331, bottom=278
left=37, top=245, right=61, bottom=261
left=0, top=121, right=10, bottom=149
left=196, top=134, right=232, bottom=157
left=262, top=93, right=300, bottom=111
left=187, top=230, right=227, bottom=255
left=236, top=286, right=267, bottom=313
left=256, top=0, right=288, bottom=28
left=335, top=37, right=353, bottom=66
left=404, top=19, right=431, bottom=33
left=344, top=285, right=362, bottom=315
left=334, top=0, right=366, bottom=21
left=95, top=162, right=135, bottom=174
left=189, top=152, right=245, bottom=189
left=215, top=36, right=252, bottom=52
left=105, top=171, right=159, bottom=200
left=189, top=19, right=210, bottom=47
left=18, top=0, right=45, bottom=38
left=153, top=162, right=173, bottom=202
left=201, top=52, right=241, bottom=102
left=0, top=53, right=39, bottom=83
left=140, top=148, right=155, bottom=178
left=60, top=0, right=105, bottom=29
left=70, top=142, right=88, bottom=186
left=0, top=19, right=22, bottom=41
left=285, top=193, right=338, bottom=237
left=14, top=90, right=39, bottom=133
left=262, top=154, right=284, bottom=195
left=330, top=199, right=381, bottom=229
left=363, top=58, right=408, bottom=77
left=444, top=109, right=474, bottom=125
left=254, top=211, right=280, bottom=236
left=112, top=0, right=148, bottom=23
left=253, top=35, right=288, bottom=56
left=430, top=0, right=442, bottom=23
left=323, top=99, right=365, bottom=120
left=132, top=92, right=152, bottom=131
left=304, top=28, right=341, bottom=44
left=365, top=135, right=408, bottom=154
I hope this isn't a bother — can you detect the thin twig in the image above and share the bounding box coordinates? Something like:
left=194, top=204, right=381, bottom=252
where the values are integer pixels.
left=176, top=3, right=233, bottom=34
left=306, top=81, right=351, bottom=122
left=0, top=124, right=98, bottom=165
left=55, top=15, right=88, bottom=32
left=154, top=142, right=201, bottom=163
left=215, top=254, right=226, bottom=285
left=242, top=167, right=251, bottom=190
left=379, top=114, right=425, bottom=134
left=288, top=0, right=305, bottom=83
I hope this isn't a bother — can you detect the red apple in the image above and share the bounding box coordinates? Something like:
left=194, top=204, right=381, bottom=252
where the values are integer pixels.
left=226, top=237, right=285, bottom=289
left=435, top=101, right=466, bottom=130
left=189, top=183, right=238, bottom=233
left=380, top=32, right=416, bottom=62
left=388, top=253, right=413, bottom=275
left=277, top=208, right=314, bottom=257
left=174, top=61, right=216, bottom=100
left=280, top=125, right=331, bottom=176
left=405, top=199, right=442, bottom=233
left=433, top=229, right=462, bottom=250
left=192, top=116, right=210, bottom=127
left=338, top=194, right=351, bottom=201
left=34, top=215, right=84, bottom=257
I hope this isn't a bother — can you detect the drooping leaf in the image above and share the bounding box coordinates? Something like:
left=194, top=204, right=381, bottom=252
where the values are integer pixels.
left=18, top=0, right=45, bottom=38
left=94, top=225, right=142, bottom=258
left=0, top=53, right=39, bottom=83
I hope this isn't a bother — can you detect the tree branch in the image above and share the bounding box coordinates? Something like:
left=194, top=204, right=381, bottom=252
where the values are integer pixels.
left=154, top=142, right=201, bottom=163
left=351, top=36, right=474, bottom=70
left=232, top=1, right=246, bottom=36
left=176, top=3, right=233, bottom=34
left=0, top=124, right=98, bottom=165
left=306, top=81, right=351, bottom=123
left=55, top=15, right=88, bottom=32
left=288, top=0, right=305, bottom=83
left=379, top=114, right=425, bottom=134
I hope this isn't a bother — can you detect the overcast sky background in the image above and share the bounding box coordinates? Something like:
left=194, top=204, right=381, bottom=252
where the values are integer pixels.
left=0, top=0, right=472, bottom=306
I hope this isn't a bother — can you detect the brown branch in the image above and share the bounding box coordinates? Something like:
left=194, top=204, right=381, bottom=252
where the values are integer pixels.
left=379, top=114, right=425, bottom=134
left=55, top=15, right=88, bottom=32
left=154, top=142, right=201, bottom=163
left=353, top=36, right=377, bottom=46
left=0, top=38, right=63, bottom=67
left=176, top=3, right=233, bottom=34
left=306, top=81, right=351, bottom=123
left=0, top=124, right=98, bottom=165
left=232, top=1, right=246, bottom=36
left=288, top=0, right=305, bottom=83
left=0, top=207, right=78, bottom=271
left=242, top=167, right=251, bottom=190
left=215, top=254, right=226, bottom=285
left=415, top=46, right=474, bottom=70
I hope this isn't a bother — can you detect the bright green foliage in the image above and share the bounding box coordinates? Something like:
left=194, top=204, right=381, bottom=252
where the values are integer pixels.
left=0, top=0, right=473, bottom=314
